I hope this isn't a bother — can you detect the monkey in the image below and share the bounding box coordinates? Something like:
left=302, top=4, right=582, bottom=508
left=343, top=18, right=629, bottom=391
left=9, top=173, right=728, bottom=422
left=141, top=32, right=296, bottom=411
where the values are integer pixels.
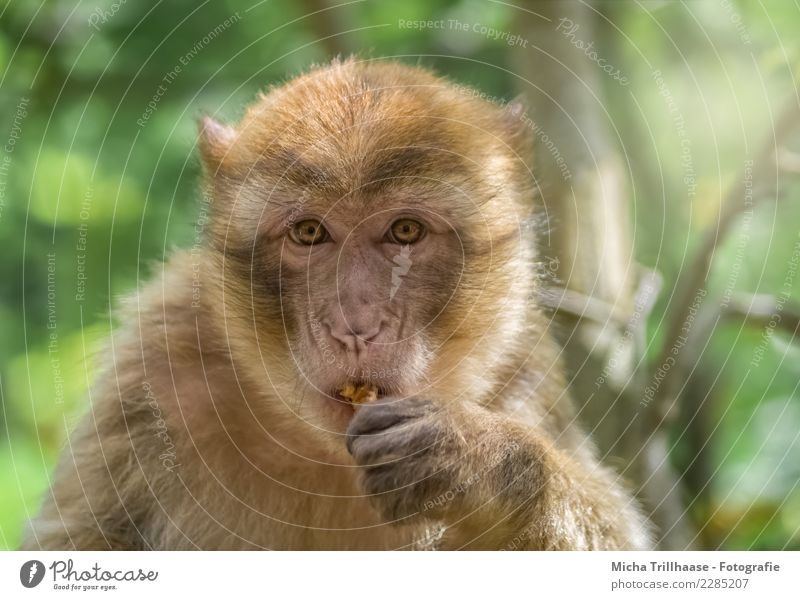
left=22, top=57, right=651, bottom=550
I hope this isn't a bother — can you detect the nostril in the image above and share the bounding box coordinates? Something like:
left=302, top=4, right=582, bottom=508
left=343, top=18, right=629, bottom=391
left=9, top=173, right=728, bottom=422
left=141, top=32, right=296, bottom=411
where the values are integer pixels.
left=358, top=330, right=378, bottom=344
left=323, top=321, right=352, bottom=352
left=350, top=327, right=380, bottom=342
left=352, top=322, right=382, bottom=343
left=327, top=320, right=383, bottom=353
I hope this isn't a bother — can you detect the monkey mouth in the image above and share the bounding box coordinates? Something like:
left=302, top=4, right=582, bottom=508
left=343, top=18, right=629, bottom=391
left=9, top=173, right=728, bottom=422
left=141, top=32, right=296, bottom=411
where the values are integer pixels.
left=331, top=380, right=388, bottom=408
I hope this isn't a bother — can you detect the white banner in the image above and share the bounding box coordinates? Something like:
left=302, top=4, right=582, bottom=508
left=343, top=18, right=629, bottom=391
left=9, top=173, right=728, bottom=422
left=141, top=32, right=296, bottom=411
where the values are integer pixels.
left=2, top=551, right=796, bottom=599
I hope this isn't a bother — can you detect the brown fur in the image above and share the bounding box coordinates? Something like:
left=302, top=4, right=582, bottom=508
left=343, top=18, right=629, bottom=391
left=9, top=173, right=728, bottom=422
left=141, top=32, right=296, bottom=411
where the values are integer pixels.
left=22, top=58, right=650, bottom=550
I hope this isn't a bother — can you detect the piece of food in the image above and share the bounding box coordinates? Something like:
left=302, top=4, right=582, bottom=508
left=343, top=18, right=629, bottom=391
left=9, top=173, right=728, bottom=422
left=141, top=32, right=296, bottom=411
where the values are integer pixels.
left=339, top=383, right=378, bottom=409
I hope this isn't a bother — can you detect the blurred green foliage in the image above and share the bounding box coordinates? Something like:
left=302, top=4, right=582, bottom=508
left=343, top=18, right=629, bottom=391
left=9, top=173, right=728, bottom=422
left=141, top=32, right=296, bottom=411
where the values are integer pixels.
left=0, top=0, right=798, bottom=549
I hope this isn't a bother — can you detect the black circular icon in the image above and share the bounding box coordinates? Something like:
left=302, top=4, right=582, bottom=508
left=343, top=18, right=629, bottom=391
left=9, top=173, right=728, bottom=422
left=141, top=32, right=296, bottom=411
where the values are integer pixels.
left=20, top=560, right=46, bottom=588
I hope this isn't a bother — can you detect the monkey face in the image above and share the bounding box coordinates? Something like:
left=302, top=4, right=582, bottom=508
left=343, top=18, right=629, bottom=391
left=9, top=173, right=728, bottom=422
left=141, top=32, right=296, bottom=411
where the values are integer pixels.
left=278, top=197, right=465, bottom=403
left=199, top=59, right=535, bottom=435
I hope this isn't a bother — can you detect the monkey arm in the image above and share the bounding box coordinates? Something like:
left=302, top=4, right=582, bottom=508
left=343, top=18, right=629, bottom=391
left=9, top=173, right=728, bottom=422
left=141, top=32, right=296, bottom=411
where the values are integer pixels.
left=434, top=406, right=652, bottom=550
left=347, top=397, right=651, bottom=550
left=20, top=402, right=151, bottom=550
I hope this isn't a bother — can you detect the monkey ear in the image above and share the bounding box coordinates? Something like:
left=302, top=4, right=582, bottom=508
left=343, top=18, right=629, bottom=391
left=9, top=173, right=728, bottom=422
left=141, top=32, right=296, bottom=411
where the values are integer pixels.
left=504, top=95, right=528, bottom=119
left=198, top=115, right=236, bottom=170
left=499, top=95, right=535, bottom=155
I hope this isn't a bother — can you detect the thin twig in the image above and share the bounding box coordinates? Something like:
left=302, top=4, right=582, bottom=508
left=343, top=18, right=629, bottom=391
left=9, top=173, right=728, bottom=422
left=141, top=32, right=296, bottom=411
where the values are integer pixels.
left=722, top=293, right=800, bottom=336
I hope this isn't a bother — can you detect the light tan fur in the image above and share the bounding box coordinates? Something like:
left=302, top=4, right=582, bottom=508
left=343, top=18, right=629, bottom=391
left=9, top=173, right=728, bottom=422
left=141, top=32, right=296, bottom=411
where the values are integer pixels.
left=23, top=58, right=651, bottom=550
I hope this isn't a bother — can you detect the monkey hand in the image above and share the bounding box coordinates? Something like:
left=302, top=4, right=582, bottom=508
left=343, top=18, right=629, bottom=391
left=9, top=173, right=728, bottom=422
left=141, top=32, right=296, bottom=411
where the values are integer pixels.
left=345, top=396, right=526, bottom=525
left=346, top=395, right=649, bottom=549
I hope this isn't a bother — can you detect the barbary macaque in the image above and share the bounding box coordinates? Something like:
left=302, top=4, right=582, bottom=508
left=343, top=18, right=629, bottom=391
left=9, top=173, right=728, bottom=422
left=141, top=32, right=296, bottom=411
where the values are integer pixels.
left=23, top=58, right=651, bottom=550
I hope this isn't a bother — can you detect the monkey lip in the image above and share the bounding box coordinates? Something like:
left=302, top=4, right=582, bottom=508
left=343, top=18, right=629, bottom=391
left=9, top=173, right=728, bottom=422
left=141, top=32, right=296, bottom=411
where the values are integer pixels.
left=331, top=392, right=355, bottom=411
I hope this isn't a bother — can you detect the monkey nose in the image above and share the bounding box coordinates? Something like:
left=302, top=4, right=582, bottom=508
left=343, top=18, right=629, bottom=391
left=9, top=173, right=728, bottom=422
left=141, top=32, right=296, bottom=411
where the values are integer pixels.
left=327, top=320, right=382, bottom=356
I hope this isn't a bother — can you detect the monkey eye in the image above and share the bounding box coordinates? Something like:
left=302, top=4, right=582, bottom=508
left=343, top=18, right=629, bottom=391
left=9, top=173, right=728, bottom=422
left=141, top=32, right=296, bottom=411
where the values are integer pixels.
left=290, top=219, right=329, bottom=245
left=388, top=218, right=425, bottom=244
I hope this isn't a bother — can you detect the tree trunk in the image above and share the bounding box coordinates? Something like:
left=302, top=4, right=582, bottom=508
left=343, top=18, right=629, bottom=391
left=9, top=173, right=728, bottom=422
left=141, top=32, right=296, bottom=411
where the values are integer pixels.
left=509, top=0, right=695, bottom=549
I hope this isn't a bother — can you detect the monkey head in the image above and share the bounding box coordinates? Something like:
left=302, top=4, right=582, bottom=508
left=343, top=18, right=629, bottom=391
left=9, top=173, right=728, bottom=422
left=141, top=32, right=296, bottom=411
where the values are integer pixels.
left=197, top=58, right=539, bottom=445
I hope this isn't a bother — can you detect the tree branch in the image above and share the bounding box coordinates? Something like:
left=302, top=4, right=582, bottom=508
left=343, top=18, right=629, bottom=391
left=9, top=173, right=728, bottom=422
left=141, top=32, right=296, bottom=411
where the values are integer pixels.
left=650, top=97, right=800, bottom=427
